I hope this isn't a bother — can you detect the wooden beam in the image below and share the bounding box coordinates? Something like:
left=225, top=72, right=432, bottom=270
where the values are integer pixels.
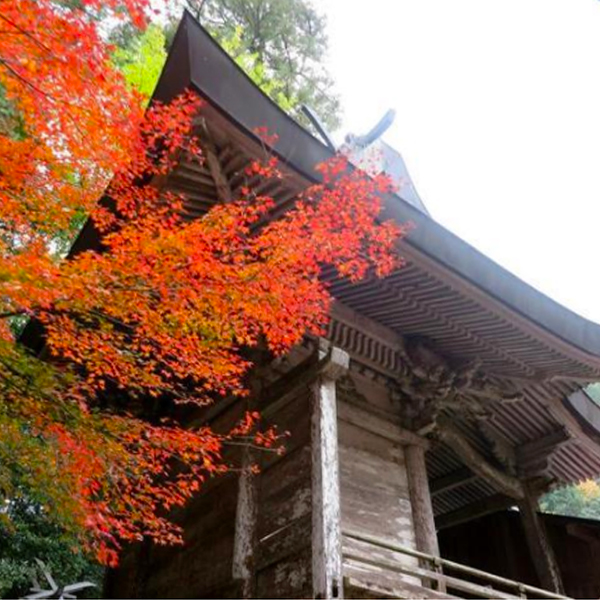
left=430, top=467, right=477, bottom=497
left=336, top=400, right=429, bottom=449
left=198, top=120, right=232, bottom=203
left=191, top=342, right=342, bottom=430
left=437, top=416, right=524, bottom=500
left=435, top=493, right=515, bottom=530
left=516, top=428, right=571, bottom=478
left=204, top=145, right=232, bottom=203
left=260, top=340, right=347, bottom=418
left=311, top=344, right=348, bottom=600
left=517, top=484, right=564, bottom=595
left=517, top=428, right=570, bottom=457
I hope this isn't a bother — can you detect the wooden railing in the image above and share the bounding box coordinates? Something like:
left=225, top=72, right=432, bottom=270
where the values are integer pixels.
left=342, top=530, right=570, bottom=600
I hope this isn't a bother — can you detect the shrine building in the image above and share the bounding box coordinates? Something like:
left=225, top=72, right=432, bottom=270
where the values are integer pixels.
left=98, top=12, right=600, bottom=599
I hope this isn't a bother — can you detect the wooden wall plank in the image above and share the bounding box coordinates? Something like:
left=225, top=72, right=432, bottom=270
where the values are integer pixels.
left=256, top=547, right=313, bottom=599
left=258, top=446, right=311, bottom=539
left=337, top=420, right=416, bottom=550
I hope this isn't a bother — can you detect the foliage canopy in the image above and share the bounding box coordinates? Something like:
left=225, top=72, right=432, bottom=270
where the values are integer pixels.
left=0, top=0, right=402, bottom=566
left=180, top=0, right=342, bottom=130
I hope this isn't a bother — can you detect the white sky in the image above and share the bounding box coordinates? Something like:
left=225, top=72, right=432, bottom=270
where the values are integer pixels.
left=319, top=0, right=600, bottom=323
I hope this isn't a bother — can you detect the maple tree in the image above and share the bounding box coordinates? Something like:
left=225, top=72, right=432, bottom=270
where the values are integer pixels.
left=0, top=0, right=406, bottom=566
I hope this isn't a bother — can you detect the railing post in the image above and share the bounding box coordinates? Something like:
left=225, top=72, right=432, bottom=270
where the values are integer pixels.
left=431, top=556, right=446, bottom=592
left=311, top=342, right=348, bottom=600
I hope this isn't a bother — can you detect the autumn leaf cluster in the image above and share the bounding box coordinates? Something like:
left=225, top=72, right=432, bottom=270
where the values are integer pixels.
left=0, top=0, right=405, bottom=565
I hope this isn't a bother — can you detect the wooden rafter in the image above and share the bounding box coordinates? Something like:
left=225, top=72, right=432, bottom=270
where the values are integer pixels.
left=430, top=467, right=477, bottom=497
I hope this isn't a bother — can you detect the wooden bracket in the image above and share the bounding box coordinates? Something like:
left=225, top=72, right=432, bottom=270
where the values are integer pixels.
left=318, top=339, right=349, bottom=381
left=437, top=415, right=524, bottom=500
left=516, top=428, right=571, bottom=478
left=198, top=119, right=233, bottom=203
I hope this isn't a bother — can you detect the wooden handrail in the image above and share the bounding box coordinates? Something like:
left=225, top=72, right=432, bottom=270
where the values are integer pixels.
left=342, top=529, right=570, bottom=600
left=343, top=552, right=516, bottom=600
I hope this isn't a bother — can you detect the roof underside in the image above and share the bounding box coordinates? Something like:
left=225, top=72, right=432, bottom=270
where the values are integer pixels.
left=136, top=13, right=600, bottom=516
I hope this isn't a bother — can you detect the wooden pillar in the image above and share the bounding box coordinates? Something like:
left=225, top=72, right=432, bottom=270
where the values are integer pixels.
left=232, top=446, right=257, bottom=597
left=311, top=344, right=348, bottom=600
left=517, top=484, right=564, bottom=595
left=405, top=444, right=439, bottom=557
left=405, top=443, right=446, bottom=592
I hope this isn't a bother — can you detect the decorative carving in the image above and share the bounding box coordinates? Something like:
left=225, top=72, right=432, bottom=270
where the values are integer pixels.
left=393, top=336, right=523, bottom=431
left=321, top=305, right=527, bottom=434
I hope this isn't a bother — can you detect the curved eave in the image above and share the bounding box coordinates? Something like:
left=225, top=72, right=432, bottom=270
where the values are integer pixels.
left=161, top=11, right=600, bottom=370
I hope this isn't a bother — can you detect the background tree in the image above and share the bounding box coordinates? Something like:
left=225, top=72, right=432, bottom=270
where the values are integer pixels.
left=177, top=0, right=342, bottom=130
left=0, top=0, right=402, bottom=569
left=111, top=23, right=168, bottom=100
left=539, top=384, right=600, bottom=522
left=0, top=499, right=102, bottom=599
left=540, top=479, right=600, bottom=521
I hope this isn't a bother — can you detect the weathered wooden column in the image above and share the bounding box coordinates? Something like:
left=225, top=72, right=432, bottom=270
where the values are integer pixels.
left=405, top=443, right=439, bottom=558
left=405, top=440, right=447, bottom=593
left=233, top=373, right=264, bottom=599
left=232, top=445, right=257, bottom=598
left=311, top=342, right=349, bottom=600
left=517, top=483, right=564, bottom=595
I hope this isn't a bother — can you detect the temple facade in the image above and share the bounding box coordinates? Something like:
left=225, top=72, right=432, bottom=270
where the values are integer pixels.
left=103, top=12, right=600, bottom=599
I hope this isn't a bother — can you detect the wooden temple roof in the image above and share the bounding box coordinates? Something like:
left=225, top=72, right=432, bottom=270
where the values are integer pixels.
left=69, top=11, right=600, bottom=520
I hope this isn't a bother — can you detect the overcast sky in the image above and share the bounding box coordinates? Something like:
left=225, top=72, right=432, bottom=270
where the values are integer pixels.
left=318, top=0, right=600, bottom=323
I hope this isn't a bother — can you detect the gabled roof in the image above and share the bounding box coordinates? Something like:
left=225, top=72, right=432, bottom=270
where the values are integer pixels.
left=160, top=11, right=600, bottom=365
left=150, top=13, right=600, bottom=502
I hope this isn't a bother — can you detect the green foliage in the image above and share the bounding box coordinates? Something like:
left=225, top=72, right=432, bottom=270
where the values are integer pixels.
left=111, top=24, right=168, bottom=100
left=541, top=387, right=600, bottom=521
left=0, top=498, right=101, bottom=599
left=219, top=27, right=297, bottom=115
left=540, top=479, right=600, bottom=521
left=585, top=382, right=600, bottom=406
left=0, top=85, right=25, bottom=139
left=178, top=0, right=342, bottom=131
